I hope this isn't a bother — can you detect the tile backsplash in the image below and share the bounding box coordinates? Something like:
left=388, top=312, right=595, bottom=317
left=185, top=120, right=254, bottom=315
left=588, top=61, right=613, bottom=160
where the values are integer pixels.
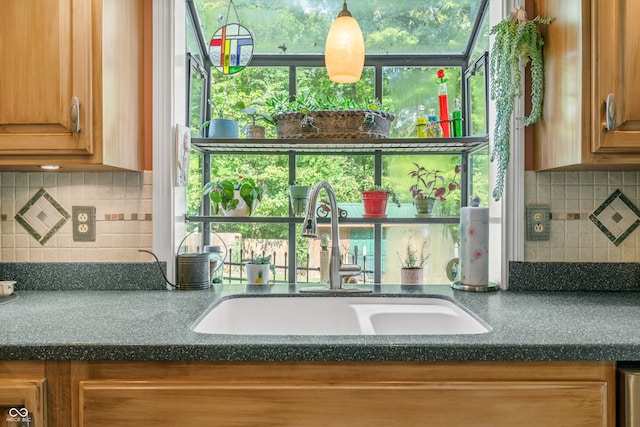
left=2, top=169, right=637, bottom=264
left=525, top=170, right=640, bottom=262
left=1, top=171, right=152, bottom=262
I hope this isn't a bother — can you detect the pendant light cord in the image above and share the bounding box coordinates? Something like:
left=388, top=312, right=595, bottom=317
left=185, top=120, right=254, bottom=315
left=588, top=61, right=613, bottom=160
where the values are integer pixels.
left=339, top=1, right=352, bottom=17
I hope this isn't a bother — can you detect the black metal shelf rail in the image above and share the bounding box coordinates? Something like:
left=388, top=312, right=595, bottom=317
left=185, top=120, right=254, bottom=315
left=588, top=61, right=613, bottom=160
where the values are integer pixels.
left=186, top=216, right=460, bottom=225
left=191, top=136, right=488, bottom=155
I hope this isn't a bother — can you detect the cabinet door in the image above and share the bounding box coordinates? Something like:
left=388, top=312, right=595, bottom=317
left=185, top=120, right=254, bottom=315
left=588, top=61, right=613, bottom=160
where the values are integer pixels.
left=78, top=379, right=609, bottom=427
left=0, top=0, right=92, bottom=155
left=593, top=0, right=640, bottom=152
left=0, top=380, right=46, bottom=427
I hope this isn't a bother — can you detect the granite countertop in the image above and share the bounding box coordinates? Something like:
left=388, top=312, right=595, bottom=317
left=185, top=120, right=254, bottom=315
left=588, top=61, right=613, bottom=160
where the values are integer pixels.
left=2, top=283, right=640, bottom=362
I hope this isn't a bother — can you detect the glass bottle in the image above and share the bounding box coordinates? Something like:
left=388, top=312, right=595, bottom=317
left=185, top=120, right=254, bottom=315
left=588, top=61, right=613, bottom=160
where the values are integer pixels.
left=426, top=109, right=443, bottom=138
left=452, top=99, right=463, bottom=137
left=437, top=70, right=451, bottom=138
left=203, top=245, right=224, bottom=284
left=416, top=105, right=427, bottom=138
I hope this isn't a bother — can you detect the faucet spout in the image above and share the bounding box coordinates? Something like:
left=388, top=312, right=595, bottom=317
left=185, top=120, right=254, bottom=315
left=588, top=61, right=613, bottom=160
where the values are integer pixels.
left=302, top=181, right=364, bottom=291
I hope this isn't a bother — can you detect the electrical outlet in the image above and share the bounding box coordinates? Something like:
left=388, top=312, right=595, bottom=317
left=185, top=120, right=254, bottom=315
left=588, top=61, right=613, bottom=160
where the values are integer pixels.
left=72, top=206, right=96, bottom=242
left=527, top=205, right=550, bottom=241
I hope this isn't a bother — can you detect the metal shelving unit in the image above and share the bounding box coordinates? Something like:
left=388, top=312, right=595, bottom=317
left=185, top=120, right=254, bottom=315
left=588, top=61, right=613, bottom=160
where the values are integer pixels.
left=187, top=136, right=489, bottom=284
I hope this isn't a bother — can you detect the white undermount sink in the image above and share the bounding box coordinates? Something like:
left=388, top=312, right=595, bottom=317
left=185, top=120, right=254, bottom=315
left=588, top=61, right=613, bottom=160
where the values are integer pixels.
left=192, top=296, right=490, bottom=335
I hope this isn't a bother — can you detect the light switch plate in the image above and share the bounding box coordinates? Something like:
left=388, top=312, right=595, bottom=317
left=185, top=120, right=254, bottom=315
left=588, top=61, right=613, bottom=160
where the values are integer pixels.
left=72, top=206, right=96, bottom=242
left=527, top=205, right=550, bottom=241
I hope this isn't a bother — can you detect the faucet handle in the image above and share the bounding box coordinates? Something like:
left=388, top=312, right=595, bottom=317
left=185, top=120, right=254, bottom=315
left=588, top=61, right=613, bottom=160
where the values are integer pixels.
left=339, top=263, right=361, bottom=277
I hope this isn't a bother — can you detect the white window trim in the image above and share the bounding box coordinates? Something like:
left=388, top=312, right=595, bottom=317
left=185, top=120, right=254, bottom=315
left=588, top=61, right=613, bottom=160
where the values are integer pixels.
left=152, top=0, right=523, bottom=288
left=153, top=0, right=187, bottom=284
left=488, top=0, right=525, bottom=289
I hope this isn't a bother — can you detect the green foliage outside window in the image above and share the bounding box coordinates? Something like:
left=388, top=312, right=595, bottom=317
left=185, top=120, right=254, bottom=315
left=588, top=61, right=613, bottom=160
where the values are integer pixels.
left=194, top=0, right=483, bottom=56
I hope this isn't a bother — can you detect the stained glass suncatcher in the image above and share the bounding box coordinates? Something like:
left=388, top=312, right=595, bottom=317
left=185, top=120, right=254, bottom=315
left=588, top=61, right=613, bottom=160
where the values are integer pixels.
left=210, top=23, right=254, bottom=74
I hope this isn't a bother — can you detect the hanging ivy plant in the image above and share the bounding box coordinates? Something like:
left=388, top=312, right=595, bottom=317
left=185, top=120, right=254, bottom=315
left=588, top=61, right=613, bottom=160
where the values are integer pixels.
left=489, top=7, right=552, bottom=201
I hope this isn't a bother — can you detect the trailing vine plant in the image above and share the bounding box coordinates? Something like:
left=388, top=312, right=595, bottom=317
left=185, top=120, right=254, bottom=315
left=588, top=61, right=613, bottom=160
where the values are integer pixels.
left=489, top=7, right=552, bottom=201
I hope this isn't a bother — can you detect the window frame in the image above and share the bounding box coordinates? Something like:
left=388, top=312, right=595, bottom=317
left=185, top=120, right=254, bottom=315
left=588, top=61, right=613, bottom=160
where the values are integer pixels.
left=186, top=0, right=490, bottom=127
left=185, top=0, right=491, bottom=285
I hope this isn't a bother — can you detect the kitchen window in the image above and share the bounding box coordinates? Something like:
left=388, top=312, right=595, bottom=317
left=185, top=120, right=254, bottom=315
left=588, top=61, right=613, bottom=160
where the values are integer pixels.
left=184, top=0, right=490, bottom=285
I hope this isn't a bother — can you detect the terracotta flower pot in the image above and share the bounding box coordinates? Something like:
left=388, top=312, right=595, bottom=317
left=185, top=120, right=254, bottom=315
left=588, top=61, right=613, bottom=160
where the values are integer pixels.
left=245, top=125, right=265, bottom=139
left=361, top=190, right=389, bottom=218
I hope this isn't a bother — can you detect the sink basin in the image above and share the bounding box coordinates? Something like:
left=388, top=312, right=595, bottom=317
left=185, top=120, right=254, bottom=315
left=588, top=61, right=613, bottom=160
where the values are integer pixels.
left=192, top=296, right=490, bottom=335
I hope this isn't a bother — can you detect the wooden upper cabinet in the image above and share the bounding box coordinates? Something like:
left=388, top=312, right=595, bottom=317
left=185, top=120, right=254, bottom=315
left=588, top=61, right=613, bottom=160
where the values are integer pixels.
left=593, top=0, right=640, bottom=152
left=532, top=0, right=640, bottom=170
left=0, top=0, right=92, bottom=154
left=0, top=0, right=145, bottom=171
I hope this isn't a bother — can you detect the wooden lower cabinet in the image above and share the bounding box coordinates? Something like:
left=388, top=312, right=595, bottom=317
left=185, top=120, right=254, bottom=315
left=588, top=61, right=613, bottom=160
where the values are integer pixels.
left=0, top=361, right=46, bottom=427
left=69, top=361, right=615, bottom=427
left=0, top=360, right=615, bottom=426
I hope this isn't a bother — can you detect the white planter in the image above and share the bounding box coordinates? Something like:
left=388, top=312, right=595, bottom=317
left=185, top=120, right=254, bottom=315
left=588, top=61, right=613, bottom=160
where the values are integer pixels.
left=222, top=190, right=259, bottom=217
left=400, top=268, right=424, bottom=285
left=245, top=263, right=271, bottom=284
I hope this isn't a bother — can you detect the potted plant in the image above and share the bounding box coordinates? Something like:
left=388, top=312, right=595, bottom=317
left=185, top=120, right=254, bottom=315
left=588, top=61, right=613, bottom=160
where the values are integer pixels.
left=398, top=240, right=430, bottom=285
left=409, top=163, right=461, bottom=217
left=288, top=181, right=311, bottom=216
left=266, top=93, right=395, bottom=139
left=202, top=175, right=264, bottom=217
left=202, top=98, right=240, bottom=138
left=236, top=101, right=276, bottom=139
left=360, top=185, right=400, bottom=218
left=244, top=255, right=274, bottom=285
left=490, top=7, right=552, bottom=201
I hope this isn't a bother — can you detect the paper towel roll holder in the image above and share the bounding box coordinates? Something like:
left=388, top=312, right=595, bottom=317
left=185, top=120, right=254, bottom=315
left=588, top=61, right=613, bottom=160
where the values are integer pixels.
left=451, top=196, right=500, bottom=292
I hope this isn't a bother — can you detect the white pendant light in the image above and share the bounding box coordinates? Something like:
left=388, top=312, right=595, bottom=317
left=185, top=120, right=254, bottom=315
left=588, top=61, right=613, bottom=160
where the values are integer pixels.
left=324, top=1, right=365, bottom=84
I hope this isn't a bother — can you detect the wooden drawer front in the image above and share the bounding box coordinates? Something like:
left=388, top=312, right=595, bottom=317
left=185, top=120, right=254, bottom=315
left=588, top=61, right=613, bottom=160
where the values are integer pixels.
left=79, top=379, right=608, bottom=427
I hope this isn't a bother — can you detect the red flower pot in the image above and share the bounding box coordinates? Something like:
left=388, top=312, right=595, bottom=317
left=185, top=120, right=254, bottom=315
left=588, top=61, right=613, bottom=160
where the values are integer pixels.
left=361, top=190, right=389, bottom=218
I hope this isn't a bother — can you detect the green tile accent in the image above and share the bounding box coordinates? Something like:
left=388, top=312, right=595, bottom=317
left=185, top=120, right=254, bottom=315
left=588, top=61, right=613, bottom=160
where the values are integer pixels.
left=14, top=188, right=70, bottom=245
left=589, top=189, right=640, bottom=246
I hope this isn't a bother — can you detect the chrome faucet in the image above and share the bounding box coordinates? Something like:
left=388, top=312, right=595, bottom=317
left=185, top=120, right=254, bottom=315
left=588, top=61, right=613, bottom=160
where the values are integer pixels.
left=302, top=181, right=364, bottom=292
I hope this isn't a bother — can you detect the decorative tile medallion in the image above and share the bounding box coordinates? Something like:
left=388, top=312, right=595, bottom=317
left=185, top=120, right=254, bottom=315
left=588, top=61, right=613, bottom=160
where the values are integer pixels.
left=15, top=188, right=70, bottom=245
left=589, top=189, right=640, bottom=246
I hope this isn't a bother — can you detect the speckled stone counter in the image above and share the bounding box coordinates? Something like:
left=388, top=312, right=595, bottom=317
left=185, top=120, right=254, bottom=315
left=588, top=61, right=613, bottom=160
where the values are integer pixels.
left=2, top=282, right=640, bottom=362
left=509, top=261, right=640, bottom=291
left=0, top=262, right=166, bottom=290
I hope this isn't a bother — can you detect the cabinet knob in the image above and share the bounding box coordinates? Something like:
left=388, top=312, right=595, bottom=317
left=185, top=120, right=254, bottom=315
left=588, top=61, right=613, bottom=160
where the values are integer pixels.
left=70, top=96, right=81, bottom=133
left=605, top=94, right=616, bottom=131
